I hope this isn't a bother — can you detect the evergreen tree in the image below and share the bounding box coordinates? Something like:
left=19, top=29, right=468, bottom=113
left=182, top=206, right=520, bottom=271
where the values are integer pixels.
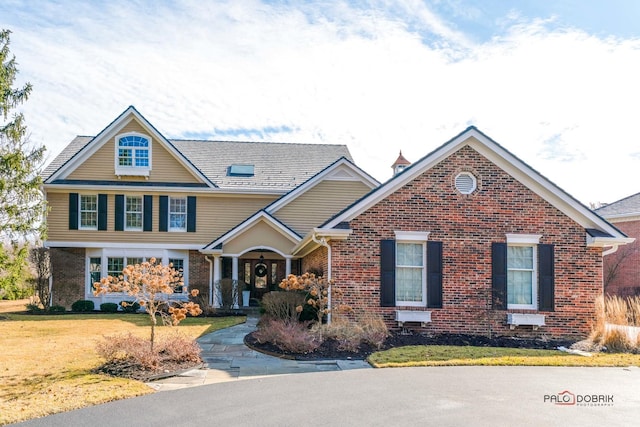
left=0, top=29, right=46, bottom=299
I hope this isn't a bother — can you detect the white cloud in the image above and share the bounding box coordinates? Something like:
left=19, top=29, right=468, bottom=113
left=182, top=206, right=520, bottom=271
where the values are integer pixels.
left=2, top=0, right=639, bottom=204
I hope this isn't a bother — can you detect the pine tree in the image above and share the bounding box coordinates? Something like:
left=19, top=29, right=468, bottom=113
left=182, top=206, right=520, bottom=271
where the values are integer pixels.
left=0, top=29, right=46, bottom=299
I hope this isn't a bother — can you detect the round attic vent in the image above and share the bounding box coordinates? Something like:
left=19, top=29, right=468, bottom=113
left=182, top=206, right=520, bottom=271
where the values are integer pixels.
left=455, top=172, right=477, bottom=194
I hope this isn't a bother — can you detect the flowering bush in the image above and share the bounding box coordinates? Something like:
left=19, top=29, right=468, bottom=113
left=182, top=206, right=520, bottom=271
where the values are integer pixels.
left=93, top=257, right=202, bottom=350
left=278, top=273, right=347, bottom=324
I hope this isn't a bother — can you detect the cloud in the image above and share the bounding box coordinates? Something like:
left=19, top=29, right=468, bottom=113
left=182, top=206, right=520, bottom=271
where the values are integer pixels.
left=2, top=0, right=639, bottom=204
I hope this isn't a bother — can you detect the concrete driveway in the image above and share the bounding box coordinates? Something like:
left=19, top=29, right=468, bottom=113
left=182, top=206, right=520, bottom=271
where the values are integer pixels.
left=16, top=366, right=640, bottom=426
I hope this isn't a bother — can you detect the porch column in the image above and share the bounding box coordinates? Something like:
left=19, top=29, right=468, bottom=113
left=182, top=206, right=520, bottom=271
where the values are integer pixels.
left=213, top=255, right=221, bottom=308
left=232, top=256, right=239, bottom=308
left=285, top=257, right=291, bottom=276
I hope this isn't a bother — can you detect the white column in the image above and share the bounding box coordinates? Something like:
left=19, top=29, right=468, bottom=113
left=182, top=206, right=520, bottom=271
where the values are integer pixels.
left=285, top=257, right=292, bottom=276
left=213, top=255, right=221, bottom=308
left=232, top=256, right=239, bottom=308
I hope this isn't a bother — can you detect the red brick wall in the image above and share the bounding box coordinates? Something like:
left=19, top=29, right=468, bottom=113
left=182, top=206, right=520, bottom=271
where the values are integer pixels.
left=50, top=247, right=85, bottom=309
left=302, top=246, right=328, bottom=277
left=188, top=251, right=210, bottom=300
left=330, top=145, right=603, bottom=339
left=603, top=219, right=640, bottom=296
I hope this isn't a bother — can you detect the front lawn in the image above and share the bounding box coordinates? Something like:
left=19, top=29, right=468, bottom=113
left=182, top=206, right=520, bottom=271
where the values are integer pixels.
left=0, top=311, right=244, bottom=425
left=368, top=345, right=640, bottom=368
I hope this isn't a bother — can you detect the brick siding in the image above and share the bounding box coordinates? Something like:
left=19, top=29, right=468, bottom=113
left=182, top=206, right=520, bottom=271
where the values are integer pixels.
left=50, top=247, right=85, bottom=309
left=327, top=145, right=603, bottom=339
left=188, top=250, right=210, bottom=301
left=603, top=219, right=640, bottom=296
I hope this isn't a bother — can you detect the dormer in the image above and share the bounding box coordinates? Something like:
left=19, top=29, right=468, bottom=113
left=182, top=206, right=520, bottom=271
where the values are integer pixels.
left=391, top=151, right=411, bottom=176
left=114, top=132, right=152, bottom=178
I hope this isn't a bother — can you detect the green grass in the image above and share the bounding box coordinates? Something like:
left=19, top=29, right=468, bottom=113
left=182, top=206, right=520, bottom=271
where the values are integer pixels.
left=368, top=345, right=640, bottom=368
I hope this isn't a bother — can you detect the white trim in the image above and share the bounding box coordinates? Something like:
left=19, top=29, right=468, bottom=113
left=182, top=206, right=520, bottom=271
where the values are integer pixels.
left=114, top=132, right=152, bottom=177
left=45, top=106, right=214, bottom=187
left=202, top=211, right=300, bottom=252
left=43, top=183, right=287, bottom=195
left=266, top=159, right=378, bottom=214
left=223, top=245, right=294, bottom=259
left=395, top=240, right=427, bottom=307
left=322, top=127, right=628, bottom=242
left=506, top=234, right=542, bottom=244
left=45, top=241, right=202, bottom=250
left=124, top=195, right=143, bottom=231
left=78, top=194, right=98, bottom=230
left=394, top=231, right=430, bottom=241
left=506, top=244, right=538, bottom=310
left=168, top=196, right=187, bottom=232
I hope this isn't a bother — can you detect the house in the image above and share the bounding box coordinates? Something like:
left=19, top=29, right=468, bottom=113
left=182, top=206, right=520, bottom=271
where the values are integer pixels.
left=42, top=106, right=378, bottom=309
left=43, top=107, right=632, bottom=339
left=294, top=127, right=632, bottom=339
left=595, top=193, right=640, bottom=296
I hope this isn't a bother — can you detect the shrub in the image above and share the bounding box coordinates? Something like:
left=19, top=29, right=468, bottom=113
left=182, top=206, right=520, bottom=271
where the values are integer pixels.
left=71, top=299, right=95, bottom=312
left=119, top=301, right=141, bottom=313
left=96, top=332, right=202, bottom=380
left=26, top=303, right=44, bottom=313
left=100, top=302, right=119, bottom=313
left=315, top=318, right=364, bottom=352
left=602, top=328, right=633, bottom=352
left=48, top=305, right=65, bottom=313
left=360, top=315, right=390, bottom=349
left=254, top=318, right=320, bottom=354
left=261, top=291, right=305, bottom=321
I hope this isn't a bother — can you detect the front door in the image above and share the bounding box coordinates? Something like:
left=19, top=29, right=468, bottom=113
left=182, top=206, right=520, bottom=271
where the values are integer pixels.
left=241, top=259, right=285, bottom=301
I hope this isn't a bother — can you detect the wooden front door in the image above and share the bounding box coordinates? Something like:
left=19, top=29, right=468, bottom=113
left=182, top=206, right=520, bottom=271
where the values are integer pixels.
left=240, top=259, right=286, bottom=300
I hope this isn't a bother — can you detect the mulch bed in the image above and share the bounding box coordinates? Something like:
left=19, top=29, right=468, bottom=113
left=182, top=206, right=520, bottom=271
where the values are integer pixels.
left=94, top=360, right=204, bottom=382
left=245, top=330, right=575, bottom=361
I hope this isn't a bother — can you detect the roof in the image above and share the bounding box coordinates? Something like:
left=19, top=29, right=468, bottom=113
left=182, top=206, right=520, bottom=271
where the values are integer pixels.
left=320, top=126, right=630, bottom=246
left=42, top=106, right=353, bottom=192
left=595, top=192, right=640, bottom=219
left=391, top=150, right=411, bottom=168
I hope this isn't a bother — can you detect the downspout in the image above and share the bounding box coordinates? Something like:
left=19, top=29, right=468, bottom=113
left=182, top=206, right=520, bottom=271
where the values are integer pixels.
left=205, top=256, right=213, bottom=307
left=311, top=234, right=332, bottom=324
left=602, top=245, right=619, bottom=257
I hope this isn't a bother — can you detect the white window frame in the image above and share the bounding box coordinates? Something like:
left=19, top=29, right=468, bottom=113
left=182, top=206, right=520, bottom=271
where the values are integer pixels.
left=168, top=258, right=185, bottom=293
left=506, top=234, right=541, bottom=310
left=169, top=197, right=187, bottom=232
left=79, top=194, right=98, bottom=230
left=86, top=248, right=189, bottom=297
left=114, top=132, right=152, bottom=177
left=125, top=195, right=143, bottom=231
left=394, top=231, right=429, bottom=307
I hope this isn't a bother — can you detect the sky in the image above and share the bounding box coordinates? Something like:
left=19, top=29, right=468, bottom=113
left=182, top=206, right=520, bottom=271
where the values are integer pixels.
left=2, top=0, right=640, bottom=206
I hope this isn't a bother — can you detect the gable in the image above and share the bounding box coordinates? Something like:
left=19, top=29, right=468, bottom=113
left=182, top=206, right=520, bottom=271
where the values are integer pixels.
left=65, top=118, right=202, bottom=184
left=45, top=106, right=213, bottom=187
left=322, top=127, right=628, bottom=246
left=220, top=218, right=299, bottom=255
left=272, top=179, right=373, bottom=236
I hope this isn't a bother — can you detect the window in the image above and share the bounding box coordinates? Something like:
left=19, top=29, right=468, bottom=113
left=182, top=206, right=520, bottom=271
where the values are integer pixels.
left=507, top=245, right=537, bottom=309
left=127, top=257, right=143, bottom=266
left=169, top=197, right=187, bottom=231
left=169, top=258, right=184, bottom=293
left=89, top=257, right=101, bottom=289
left=115, top=134, right=151, bottom=176
left=395, top=242, right=426, bottom=306
left=227, top=164, right=254, bottom=177
left=107, top=257, right=124, bottom=278
left=79, top=195, right=98, bottom=229
left=125, top=196, right=143, bottom=230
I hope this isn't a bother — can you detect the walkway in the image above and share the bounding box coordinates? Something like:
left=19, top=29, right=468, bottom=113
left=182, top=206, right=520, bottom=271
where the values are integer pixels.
left=147, top=312, right=371, bottom=391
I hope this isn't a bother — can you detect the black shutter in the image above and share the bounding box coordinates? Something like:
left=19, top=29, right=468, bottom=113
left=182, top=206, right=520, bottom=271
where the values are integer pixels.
left=380, top=239, right=396, bottom=307
left=98, top=194, right=108, bottom=231
left=114, top=194, right=124, bottom=231
left=159, top=196, right=168, bottom=232
left=143, top=195, right=153, bottom=232
left=427, top=241, right=443, bottom=308
left=491, top=242, right=507, bottom=310
left=187, top=196, right=196, bottom=232
left=69, top=193, right=78, bottom=230
left=538, top=244, right=555, bottom=311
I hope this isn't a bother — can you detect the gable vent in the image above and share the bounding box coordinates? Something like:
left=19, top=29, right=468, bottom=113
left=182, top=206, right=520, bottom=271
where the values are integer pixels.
left=455, top=172, right=477, bottom=195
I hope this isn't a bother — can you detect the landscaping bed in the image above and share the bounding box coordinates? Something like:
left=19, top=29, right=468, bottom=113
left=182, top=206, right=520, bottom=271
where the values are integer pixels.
left=245, top=329, right=575, bottom=361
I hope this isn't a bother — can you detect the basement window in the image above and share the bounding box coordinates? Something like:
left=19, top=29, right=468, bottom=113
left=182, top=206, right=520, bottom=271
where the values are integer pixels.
left=228, top=164, right=254, bottom=177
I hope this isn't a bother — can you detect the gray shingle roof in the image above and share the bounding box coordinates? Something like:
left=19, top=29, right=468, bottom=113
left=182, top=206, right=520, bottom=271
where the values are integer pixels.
left=43, top=137, right=353, bottom=191
left=595, top=192, right=640, bottom=217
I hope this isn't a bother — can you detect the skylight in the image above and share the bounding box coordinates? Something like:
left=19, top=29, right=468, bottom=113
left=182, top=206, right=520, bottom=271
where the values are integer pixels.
left=228, top=164, right=254, bottom=177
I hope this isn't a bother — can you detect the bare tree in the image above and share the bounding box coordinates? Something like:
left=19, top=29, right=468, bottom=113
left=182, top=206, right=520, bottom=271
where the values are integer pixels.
left=28, top=247, right=51, bottom=309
